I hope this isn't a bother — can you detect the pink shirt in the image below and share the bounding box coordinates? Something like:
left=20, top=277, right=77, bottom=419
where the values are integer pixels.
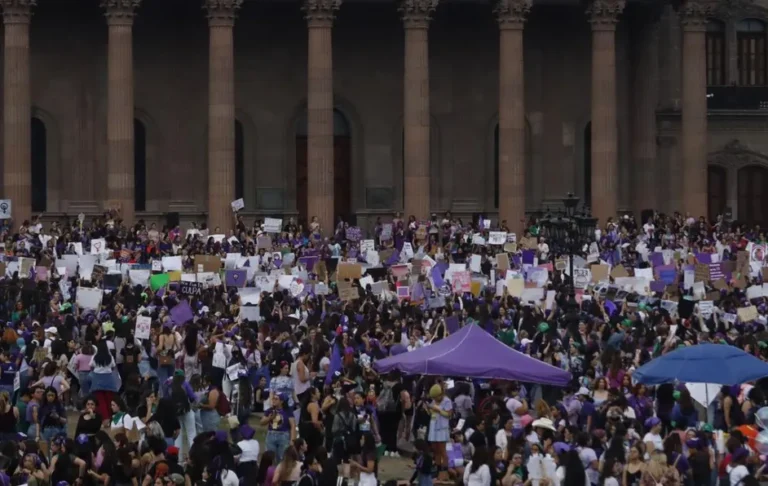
left=75, top=353, right=92, bottom=372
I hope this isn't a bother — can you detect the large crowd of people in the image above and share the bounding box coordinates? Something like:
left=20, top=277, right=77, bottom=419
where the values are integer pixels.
left=0, top=209, right=765, bottom=486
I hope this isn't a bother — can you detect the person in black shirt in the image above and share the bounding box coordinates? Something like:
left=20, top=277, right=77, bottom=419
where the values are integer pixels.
left=149, top=397, right=181, bottom=444
left=75, top=397, right=102, bottom=437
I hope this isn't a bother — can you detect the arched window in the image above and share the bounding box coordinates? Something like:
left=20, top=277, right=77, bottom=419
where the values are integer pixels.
left=738, top=165, right=768, bottom=225
left=235, top=119, right=244, bottom=201
left=295, top=109, right=351, bottom=223
left=134, top=119, right=147, bottom=212
left=708, top=165, right=727, bottom=222
left=30, top=117, right=47, bottom=212
left=584, top=122, right=592, bottom=208
left=707, top=20, right=726, bottom=86
left=737, top=19, right=767, bottom=86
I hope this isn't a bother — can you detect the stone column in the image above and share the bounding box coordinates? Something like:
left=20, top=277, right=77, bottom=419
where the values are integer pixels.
left=2, top=0, right=35, bottom=226
left=205, top=0, right=241, bottom=232
left=304, top=0, right=339, bottom=236
left=401, top=0, right=436, bottom=222
left=631, top=8, right=660, bottom=219
left=103, top=0, right=140, bottom=224
left=588, top=0, right=623, bottom=226
left=680, top=1, right=710, bottom=217
left=495, top=0, right=529, bottom=234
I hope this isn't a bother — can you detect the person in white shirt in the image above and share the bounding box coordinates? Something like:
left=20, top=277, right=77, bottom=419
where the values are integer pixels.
left=727, top=448, right=752, bottom=486
left=553, top=443, right=589, bottom=486
left=463, top=449, right=492, bottom=486
left=642, top=416, right=664, bottom=459
left=235, top=424, right=260, bottom=479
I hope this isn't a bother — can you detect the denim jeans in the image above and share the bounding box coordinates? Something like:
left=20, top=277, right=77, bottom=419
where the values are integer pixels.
left=266, top=430, right=291, bottom=462
left=174, top=410, right=197, bottom=462
left=200, top=410, right=220, bottom=433
left=42, top=426, right=66, bottom=442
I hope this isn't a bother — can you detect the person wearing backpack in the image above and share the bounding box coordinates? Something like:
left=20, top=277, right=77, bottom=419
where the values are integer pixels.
left=376, top=373, right=401, bottom=457
left=169, top=370, right=197, bottom=462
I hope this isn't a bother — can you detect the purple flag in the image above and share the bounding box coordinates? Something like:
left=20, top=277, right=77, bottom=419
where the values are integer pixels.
left=522, top=250, right=535, bottom=265
left=696, top=253, right=713, bottom=264
left=650, top=252, right=664, bottom=268
left=445, top=316, right=460, bottom=334
left=170, top=301, right=194, bottom=325
left=431, top=266, right=444, bottom=288
left=385, top=249, right=400, bottom=266
left=656, top=264, right=677, bottom=285
left=225, top=269, right=247, bottom=288
left=650, top=280, right=666, bottom=293
left=325, top=343, right=343, bottom=385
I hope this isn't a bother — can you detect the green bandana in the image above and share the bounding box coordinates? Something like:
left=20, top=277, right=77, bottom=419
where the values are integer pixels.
left=111, top=411, right=125, bottom=425
left=538, top=322, right=550, bottom=333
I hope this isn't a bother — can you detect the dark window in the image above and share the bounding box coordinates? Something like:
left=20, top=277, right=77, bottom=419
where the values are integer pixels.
left=706, top=20, right=726, bottom=86
left=30, top=117, right=46, bottom=212
left=134, top=119, right=146, bottom=212
left=738, top=165, right=768, bottom=226
left=235, top=119, right=244, bottom=201
left=708, top=165, right=727, bottom=222
left=737, top=19, right=767, bottom=86
left=584, top=122, right=592, bottom=208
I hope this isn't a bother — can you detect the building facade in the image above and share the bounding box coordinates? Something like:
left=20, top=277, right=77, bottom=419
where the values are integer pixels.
left=2, top=0, right=768, bottom=234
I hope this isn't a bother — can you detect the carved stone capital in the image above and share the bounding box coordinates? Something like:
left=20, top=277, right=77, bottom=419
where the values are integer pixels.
left=204, top=0, right=243, bottom=27
left=1, top=0, right=35, bottom=25
left=399, top=0, right=438, bottom=29
left=102, top=0, right=141, bottom=27
left=680, top=0, right=714, bottom=31
left=494, top=0, right=531, bottom=30
left=586, top=0, right=624, bottom=31
left=303, top=0, right=341, bottom=27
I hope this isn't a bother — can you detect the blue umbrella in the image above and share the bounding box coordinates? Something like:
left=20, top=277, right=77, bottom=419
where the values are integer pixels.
left=633, top=343, right=768, bottom=386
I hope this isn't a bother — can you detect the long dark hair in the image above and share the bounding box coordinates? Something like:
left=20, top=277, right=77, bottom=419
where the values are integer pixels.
left=599, top=457, right=618, bottom=486
left=469, top=447, right=489, bottom=474
left=254, top=450, right=275, bottom=485
left=184, top=327, right=198, bottom=356
left=93, top=340, right=112, bottom=367
left=563, top=449, right=586, bottom=486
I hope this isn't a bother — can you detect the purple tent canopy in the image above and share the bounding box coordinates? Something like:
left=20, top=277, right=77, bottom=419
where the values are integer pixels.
left=374, top=325, right=571, bottom=386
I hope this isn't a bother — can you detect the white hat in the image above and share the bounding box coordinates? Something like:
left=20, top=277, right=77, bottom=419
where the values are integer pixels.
left=577, top=387, right=591, bottom=397
left=45, top=327, right=58, bottom=335
left=532, top=418, right=556, bottom=431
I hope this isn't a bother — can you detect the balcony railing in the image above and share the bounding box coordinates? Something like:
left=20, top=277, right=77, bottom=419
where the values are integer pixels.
left=707, top=86, right=768, bottom=111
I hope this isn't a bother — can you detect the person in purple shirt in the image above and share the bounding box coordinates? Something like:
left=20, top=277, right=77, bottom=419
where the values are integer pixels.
left=169, top=370, right=197, bottom=463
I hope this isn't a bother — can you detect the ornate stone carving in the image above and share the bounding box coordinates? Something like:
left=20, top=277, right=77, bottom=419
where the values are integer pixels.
left=1, top=0, right=36, bottom=24
left=302, top=0, right=341, bottom=26
left=709, top=138, right=768, bottom=169
left=204, top=0, right=243, bottom=26
left=494, top=0, right=531, bottom=29
left=680, top=0, right=714, bottom=31
left=101, top=0, right=141, bottom=26
left=586, top=0, right=624, bottom=29
left=399, top=0, right=438, bottom=29
left=711, top=0, right=766, bottom=21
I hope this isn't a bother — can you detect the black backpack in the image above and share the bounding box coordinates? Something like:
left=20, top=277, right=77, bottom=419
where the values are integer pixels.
left=171, top=388, right=190, bottom=416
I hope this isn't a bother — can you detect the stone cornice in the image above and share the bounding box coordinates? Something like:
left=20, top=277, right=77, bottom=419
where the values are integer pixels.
left=204, top=0, right=243, bottom=27
left=587, top=0, right=625, bottom=31
left=710, top=0, right=767, bottom=21
left=102, top=0, right=141, bottom=27
left=1, top=0, right=35, bottom=25
left=494, top=0, right=531, bottom=30
left=399, top=0, right=438, bottom=29
left=303, top=0, right=341, bottom=27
